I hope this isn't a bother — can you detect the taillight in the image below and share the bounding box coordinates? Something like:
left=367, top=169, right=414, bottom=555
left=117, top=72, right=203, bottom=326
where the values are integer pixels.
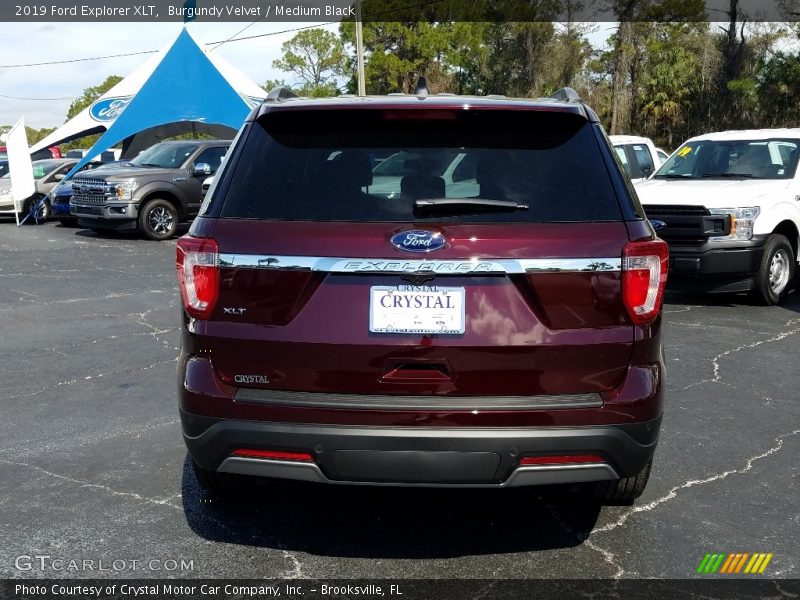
left=176, top=236, right=219, bottom=319
left=622, top=239, right=668, bottom=325
left=231, top=449, right=314, bottom=462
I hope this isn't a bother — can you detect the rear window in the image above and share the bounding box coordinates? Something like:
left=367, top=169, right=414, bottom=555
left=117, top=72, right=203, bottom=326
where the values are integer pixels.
left=217, top=108, right=621, bottom=223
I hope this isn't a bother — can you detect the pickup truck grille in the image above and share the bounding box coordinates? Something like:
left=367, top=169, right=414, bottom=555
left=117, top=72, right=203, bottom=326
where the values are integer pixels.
left=71, top=178, right=108, bottom=205
left=643, top=204, right=709, bottom=217
left=642, top=204, right=728, bottom=244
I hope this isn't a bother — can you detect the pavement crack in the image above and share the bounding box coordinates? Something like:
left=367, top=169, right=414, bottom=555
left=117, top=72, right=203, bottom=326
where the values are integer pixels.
left=279, top=550, right=305, bottom=579
left=539, top=496, right=628, bottom=578
left=0, top=457, right=183, bottom=511
left=0, top=357, right=178, bottom=402
left=712, top=322, right=800, bottom=383
left=592, top=428, right=800, bottom=535
left=663, top=305, right=703, bottom=314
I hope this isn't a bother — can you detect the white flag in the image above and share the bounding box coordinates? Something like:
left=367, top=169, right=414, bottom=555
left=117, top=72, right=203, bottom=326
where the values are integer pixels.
left=7, top=118, right=35, bottom=225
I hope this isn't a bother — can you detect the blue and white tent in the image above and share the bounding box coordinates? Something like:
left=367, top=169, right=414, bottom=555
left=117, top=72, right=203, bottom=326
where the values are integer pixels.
left=29, top=28, right=265, bottom=175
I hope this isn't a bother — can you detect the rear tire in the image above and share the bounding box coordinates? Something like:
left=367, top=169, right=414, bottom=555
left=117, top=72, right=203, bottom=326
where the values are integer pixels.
left=592, top=460, right=651, bottom=505
left=192, top=460, right=247, bottom=496
left=139, top=198, right=179, bottom=241
left=752, top=234, right=794, bottom=305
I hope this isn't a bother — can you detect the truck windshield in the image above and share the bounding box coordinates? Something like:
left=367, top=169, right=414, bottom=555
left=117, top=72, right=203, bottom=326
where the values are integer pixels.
left=654, top=139, right=800, bottom=180
left=130, top=143, right=197, bottom=169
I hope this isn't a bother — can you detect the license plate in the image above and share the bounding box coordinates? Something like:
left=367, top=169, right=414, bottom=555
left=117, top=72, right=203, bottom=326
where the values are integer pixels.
left=369, top=286, right=465, bottom=334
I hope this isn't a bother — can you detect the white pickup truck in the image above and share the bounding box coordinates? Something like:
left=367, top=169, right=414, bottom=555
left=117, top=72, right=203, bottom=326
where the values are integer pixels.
left=635, top=129, right=800, bottom=305
left=610, top=135, right=669, bottom=183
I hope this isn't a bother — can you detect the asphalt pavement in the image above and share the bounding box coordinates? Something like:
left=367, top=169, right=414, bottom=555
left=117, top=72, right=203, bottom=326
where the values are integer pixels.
left=0, top=220, right=797, bottom=581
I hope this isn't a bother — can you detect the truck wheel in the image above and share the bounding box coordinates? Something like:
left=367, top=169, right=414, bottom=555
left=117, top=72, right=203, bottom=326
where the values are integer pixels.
left=591, top=460, right=651, bottom=505
left=753, top=234, right=794, bottom=305
left=139, top=198, right=178, bottom=241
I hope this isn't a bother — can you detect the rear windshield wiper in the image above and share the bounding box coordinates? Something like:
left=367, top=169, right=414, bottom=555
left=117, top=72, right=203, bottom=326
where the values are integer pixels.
left=701, top=172, right=756, bottom=179
left=414, top=198, right=529, bottom=213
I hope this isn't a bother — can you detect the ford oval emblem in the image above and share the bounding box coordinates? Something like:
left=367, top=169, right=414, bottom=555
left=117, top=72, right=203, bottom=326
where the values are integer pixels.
left=89, top=96, right=133, bottom=122
left=391, top=230, right=446, bottom=253
left=650, top=219, right=667, bottom=231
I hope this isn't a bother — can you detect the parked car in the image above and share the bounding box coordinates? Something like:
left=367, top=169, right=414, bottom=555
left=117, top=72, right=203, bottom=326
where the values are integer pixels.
left=610, top=135, right=666, bottom=183
left=65, top=148, right=122, bottom=162
left=48, top=161, right=120, bottom=225
left=70, top=140, right=230, bottom=240
left=0, top=158, right=79, bottom=221
left=636, top=129, right=800, bottom=304
left=201, top=176, right=214, bottom=198
left=1, top=146, right=63, bottom=161
left=32, top=146, right=63, bottom=160
left=369, top=150, right=478, bottom=198
left=0, top=160, right=8, bottom=178
left=176, top=87, right=668, bottom=504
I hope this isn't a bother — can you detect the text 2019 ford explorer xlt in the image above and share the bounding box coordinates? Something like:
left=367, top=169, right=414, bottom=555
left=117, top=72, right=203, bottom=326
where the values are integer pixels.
left=176, top=87, right=668, bottom=504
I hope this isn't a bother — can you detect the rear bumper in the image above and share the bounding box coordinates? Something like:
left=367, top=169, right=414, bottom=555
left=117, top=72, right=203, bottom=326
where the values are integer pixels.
left=181, top=409, right=660, bottom=487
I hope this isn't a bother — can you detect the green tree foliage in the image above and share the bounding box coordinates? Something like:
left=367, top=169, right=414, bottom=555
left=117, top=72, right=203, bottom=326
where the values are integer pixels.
left=66, top=75, right=123, bottom=120
left=340, top=21, right=455, bottom=94
left=61, top=75, right=123, bottom=151
left=28, top=12, right=800, bottom=155
left=757, top=51, right=800, bottom=127
left=272, top=28, right=346, bottom=97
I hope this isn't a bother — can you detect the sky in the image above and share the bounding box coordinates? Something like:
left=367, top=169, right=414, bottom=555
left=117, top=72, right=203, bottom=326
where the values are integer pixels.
left=0, top=21, right=615, bottom=131
left=0, top=21, right=342, bottom=129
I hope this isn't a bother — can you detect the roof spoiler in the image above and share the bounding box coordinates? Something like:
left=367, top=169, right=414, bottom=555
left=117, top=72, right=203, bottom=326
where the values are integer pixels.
left=551, top=87, right=581, bottom=103
left=265, top=86, right=298, bottom=102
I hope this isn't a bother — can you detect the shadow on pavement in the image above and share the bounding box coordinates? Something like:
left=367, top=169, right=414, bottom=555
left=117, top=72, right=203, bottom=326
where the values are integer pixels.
left=181, top=455, right=601, bottom=559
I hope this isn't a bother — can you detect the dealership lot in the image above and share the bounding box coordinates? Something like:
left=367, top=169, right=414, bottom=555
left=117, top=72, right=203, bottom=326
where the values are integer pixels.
left=0, top=221, right=797, bottom=580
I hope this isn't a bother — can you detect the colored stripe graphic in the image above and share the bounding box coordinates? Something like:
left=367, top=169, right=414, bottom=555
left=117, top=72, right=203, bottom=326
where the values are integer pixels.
left=701, top=553, right=726, bottom=573
left=698, top=552, right=773, bottom=575
left=720, top=554, right=736, bottom=574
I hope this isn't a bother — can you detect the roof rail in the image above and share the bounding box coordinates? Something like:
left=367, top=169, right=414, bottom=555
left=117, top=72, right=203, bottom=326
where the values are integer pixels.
left=265, top=86, right=299, bottom=102
left=414, top=76, right=429, bottom=97
left=551, top=87, right=581, bottom=103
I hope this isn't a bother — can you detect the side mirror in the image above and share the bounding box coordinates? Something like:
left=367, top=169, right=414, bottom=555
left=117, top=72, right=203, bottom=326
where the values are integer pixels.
left=649, top=219, right=667, bottom=232
left=640, top=166, right=653, bottom=178
left=54, top=173, right=65, bottom=181
left=193, top=163, right=211, bottom=176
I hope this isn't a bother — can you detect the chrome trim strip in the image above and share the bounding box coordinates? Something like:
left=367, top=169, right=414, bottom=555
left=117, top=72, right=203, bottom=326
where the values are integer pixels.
left=218, top=458, right=618, bottom=487
left=217, top=254, right=621, bottom=274
left=234, top=388, right=603, bottom=411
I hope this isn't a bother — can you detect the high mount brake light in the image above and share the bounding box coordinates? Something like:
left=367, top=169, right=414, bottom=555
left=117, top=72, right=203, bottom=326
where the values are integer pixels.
left=622, top=239, right=669, bottom=325
left=176, top=237, right=219, bottom=319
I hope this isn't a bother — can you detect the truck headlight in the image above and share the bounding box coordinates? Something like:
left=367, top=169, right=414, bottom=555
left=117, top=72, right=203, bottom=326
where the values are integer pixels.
left=107, top=179, right=137, bottom=201
left=707, top=207, right=760, bottom=241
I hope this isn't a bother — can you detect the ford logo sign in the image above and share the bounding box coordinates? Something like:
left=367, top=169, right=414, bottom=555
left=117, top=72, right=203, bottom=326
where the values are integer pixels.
left=89, top=96, right=133, bottom=122
left=650, top=219, right=667, bottom=231
left=391, top=230, right=446, bottom=253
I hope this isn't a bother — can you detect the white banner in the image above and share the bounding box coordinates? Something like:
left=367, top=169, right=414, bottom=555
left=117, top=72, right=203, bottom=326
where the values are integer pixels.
left=6, top=118, right=34, bottom=225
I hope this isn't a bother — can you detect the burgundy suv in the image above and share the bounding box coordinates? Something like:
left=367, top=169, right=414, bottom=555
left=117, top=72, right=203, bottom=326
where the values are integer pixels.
left=177, top=87, right=667, bottom=503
